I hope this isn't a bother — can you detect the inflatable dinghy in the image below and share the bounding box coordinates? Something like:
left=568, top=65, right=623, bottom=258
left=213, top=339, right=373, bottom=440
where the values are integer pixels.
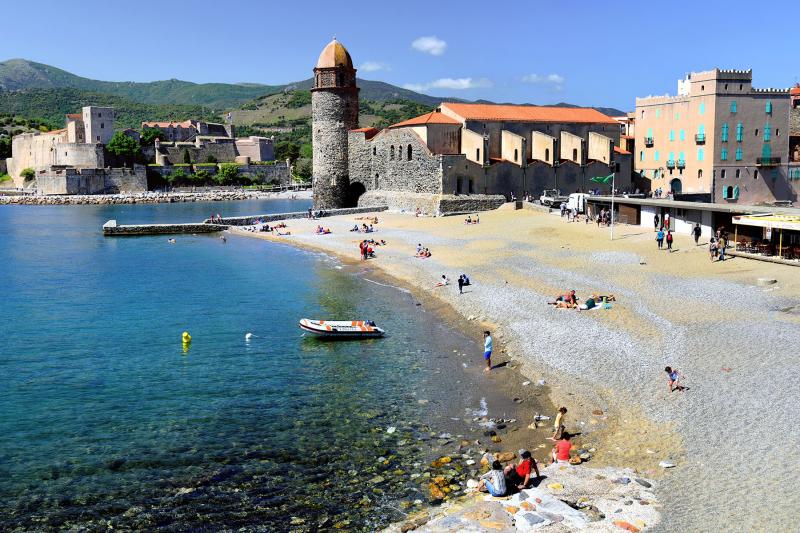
left=299, top=319, right=385, bottom=339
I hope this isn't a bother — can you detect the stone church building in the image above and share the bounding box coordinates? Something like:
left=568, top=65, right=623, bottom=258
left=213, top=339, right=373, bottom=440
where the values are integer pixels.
left=311, top=39, right=632, bottom=213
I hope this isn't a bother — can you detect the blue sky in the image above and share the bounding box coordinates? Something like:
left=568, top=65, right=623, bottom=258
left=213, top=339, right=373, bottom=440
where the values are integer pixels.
left=3, top=0, right=798, bottom=111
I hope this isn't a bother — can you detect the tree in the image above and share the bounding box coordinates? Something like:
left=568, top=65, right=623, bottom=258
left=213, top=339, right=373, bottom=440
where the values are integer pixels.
left=193, top=169, right=211, bottom=184
left=20, top=167, right=36, bottom=180
left=204, top=154, right=217, bottom=164
left=0, top=136, right=11, bottom=159
left=275, top=140, right=300, bottom=162
left=293, top=158, right=312, bottom=182
left=217, top=163, right=239, bottom=185
left=106, top=131, right=140, bottom=164
left=140, top=127, right=163, bottom=146
left=183, top=149, right=192, bottom=165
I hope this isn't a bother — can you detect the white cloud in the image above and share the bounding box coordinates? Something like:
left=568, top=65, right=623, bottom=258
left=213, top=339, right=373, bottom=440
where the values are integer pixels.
left=403, top=77, right=493, bottom=93
left=521, top=73, right=565, bottom=91
left=411, top=36, right=447, bottom=56
left=359, top=61, right=390, bottom=72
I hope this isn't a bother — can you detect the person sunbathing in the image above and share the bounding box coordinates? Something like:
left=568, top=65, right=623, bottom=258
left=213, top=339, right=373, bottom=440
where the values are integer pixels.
left=548, top=290, right=576, bottom=306
left=577, top=296, right=597, bottom=311
left=591, top=293, right=616, bottom=302
left=350, top=224, right=359, bottom=232
left=554, top=300, right=578, bottom=309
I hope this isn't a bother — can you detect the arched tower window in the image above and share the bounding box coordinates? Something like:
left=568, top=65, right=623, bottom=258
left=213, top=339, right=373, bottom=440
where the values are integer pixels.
left=572, top=148, right=578, bottom=161
left=545, top=148, right=550, bottom=162
left=390, top=145, right=395, bottom=160
left=407, top=144, right=412, bottom=161
left=514, top=148, right=518, bottom=162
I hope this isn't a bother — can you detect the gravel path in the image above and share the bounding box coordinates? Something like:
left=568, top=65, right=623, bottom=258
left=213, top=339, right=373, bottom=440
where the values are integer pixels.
left=232, top=208, right=800, bottom=532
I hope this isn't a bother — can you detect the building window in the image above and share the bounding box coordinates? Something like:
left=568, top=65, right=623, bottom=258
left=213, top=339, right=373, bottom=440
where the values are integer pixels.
left=723, top=186, right=733, bottom=199
left=96, top=136, right=100, bottom=142
left=736, top=122, right=743, bottom=142
left=476, top=148, right=480, bottom=161
left=641, top=109, right=645, bottom=118
left=654, top=150, right=660, bottom=161
left=669, top=129, right=675, bottom=141
left=736, top=169, right=741, bottom=178
left=725, top=84, right=728, bottom=90
left=721, top=169, right=726, bottom=179
left=374, top=174, right=379, bottom=188
left=763, top=123, right=771, bottom=141
left=100, top=123, right=104, bottom=129
left=572, top=148, right=578, bottom=161
left=701, top=85, right=705, bottom=91
left=698, top=169, right=703, bottom=179
left=390, top=145, right=395, bottom=160
left=545, top=148, right=550, bottom=162
left=766, top=101, right=772, bottom=114
left=721, top=122, right=729, bottom=142
left=721, top=148, right=728, bottom=161
left=731, top=101, right=737, bottom=113
left=755, top=128, right=759, bottom=137
left=699, top=102, right=705, bottom=115
left=776, top=128, right=780, bottom=137
left=64, top=151, right=68, bottom=156
left=407, top=145, right=412, bottom=161
left=735, top=147, right=743, bottom=161
left=514, top=148, right=518, bottom=162
left=679, top=129, right=685, bottom=141
left=639, top=150, right=644, bottom=162
left=754, top=169, right=759, bottom=180
left=469, top=179, right=474, bottom=194
left=98, top=113, right=102, bottom=118
left=762, top=143, right=772, bottom=159
left=697, top=148, right=704, bottom=161
left=733, top=185, right=739, bottom=199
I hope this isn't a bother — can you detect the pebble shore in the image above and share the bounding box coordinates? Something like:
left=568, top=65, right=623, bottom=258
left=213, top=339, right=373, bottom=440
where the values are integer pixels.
left=0, top=189, right=311, bottom=205
left=231, top=206, right=800, bottom=532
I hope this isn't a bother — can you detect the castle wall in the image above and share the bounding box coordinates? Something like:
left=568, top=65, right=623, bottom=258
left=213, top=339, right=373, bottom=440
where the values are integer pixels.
left=36, top=166, right=147, bottom=195
left=8, top=133, right=104, bottom=187
left=312, top=88, right=358, bottom=208
left=235, top=137, right=275, bottom=162
left=348, top=127, right=444, bottom=196
left=156, top=140, right=238, bottom=165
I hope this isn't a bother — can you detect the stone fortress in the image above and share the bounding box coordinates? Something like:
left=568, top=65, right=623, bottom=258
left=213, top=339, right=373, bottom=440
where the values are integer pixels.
left=142, top=120, right=275, bottom=166
left=311, top=39, right=632, bottom=213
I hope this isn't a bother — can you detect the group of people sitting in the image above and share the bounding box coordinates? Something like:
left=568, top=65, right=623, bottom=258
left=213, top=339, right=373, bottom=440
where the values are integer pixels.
left=209, top=213, right=224, bottom=224
left=415, top=244, right=432, bottom=258
left=464, top=214, right=481, bottom=225
left=315, top=225, right=332, bottom=235
left=350, top=223, right=375, bottom=233
left=547, top=290, right=616, bottom=311
left=476, top=450, right=540, bottom=497
left=307, top=208, right=326, bottom=220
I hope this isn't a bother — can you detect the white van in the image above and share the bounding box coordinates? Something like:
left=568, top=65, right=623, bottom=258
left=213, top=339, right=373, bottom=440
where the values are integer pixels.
left=567, top=193, right=591, bottom=213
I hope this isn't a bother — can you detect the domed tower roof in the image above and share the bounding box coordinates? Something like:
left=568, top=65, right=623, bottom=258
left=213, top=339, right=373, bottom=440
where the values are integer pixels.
left=315, top=38, right=353, bottom=70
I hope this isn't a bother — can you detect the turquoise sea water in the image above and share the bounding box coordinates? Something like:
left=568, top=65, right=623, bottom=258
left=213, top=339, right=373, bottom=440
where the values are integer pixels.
left=0, top=200, right=507, bottom=531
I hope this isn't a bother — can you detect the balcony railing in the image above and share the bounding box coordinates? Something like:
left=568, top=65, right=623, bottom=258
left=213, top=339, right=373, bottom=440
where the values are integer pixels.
left=695, top=134, right=706, bottom=144
left=756, top=157, right=781, bottom=166
left=677, top=159, right=686, bottom=169
left=644, top=137, right=654, bottom=147
left=666, top=160, right=676, bottom=169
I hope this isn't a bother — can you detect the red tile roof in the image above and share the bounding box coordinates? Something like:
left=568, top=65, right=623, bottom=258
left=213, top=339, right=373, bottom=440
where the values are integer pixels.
left=614, top=146, right=631, bottom=155
left=390, top=111, right=461, bottom=128
left=442, top=102, right=618, bottom=125
left=350, top=127, right=379, bottom=139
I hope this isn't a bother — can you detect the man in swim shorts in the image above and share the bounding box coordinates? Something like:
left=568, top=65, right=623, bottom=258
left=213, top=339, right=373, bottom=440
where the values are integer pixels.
left=483, top=330, right=493, bottom=372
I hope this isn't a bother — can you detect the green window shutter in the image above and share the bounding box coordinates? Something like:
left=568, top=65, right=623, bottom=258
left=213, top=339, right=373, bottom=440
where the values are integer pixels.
left=762, top=144, right=772, bottom=159
left=669, top=129, right=675, bottom=141
left=766, top=101, right=772, bottom=114
left=721, top=123, right=729, bottom=142
left=654, top=150, right=660, bottom=161
left=736, top=123, right=743, bottom=142
left=735, top=147, right=743, bottom=161
left=679, top=129, right=685, bottom=141
left=698, top=148, right=704, bottom=161
left=733, top=186, right=739, bottom=199
left=699, top=102, right=705, bottom=115
left=721, top=148, right=728, bottom=161
left=656, top=108, right=661, bottom=118
left=731, top=101, right=737, bottom=113
left=640, top=150, right=644, bottom=162
left=647, top=127, right=653, bottom=138
left=763, top=122, right=771, bottom=141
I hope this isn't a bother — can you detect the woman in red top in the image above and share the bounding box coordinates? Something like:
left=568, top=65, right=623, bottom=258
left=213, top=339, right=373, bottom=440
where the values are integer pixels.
left=551, top=432, right=572, bottom=464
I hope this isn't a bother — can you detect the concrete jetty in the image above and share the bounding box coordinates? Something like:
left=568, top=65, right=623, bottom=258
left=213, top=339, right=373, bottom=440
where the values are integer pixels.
left=102, top=206, right=388, bottom=236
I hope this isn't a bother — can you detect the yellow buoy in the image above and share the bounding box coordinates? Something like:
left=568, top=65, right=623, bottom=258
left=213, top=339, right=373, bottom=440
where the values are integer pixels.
left=182, top=331, right=192, bottom=343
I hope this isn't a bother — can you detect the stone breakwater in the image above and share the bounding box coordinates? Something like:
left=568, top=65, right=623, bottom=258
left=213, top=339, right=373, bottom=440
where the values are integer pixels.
left=0, top=190, right=310, bottom=206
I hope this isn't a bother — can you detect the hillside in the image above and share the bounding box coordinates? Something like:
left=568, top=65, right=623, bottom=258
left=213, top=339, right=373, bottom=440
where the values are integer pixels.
left=0, top=88, right=221, bottom=130
left=0, top=59, right=457, bottom=109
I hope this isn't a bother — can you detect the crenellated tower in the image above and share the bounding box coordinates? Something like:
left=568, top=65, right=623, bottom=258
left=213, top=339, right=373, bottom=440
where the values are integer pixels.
left=311, top=38, right=359, bottom=209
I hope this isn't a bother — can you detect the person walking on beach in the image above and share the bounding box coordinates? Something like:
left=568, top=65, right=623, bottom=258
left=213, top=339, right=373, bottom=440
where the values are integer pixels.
left=654, top=213, right=660, bottom=231
left=709, top=236, right=718, bottom=261
left=458, top=275, right=464, bottom=294
left=666, top=230, right=674, bottom=251
left=483, top=331, right=493, bottom=372
left=693, top=223, right=702, bottom=245
left=664, top=366, right=686, bottom=392
left=718, top=235, right=727, bottom=261
left=551, top=406, right=567, bottom=440
left=656, top=228, right=665, bottom=249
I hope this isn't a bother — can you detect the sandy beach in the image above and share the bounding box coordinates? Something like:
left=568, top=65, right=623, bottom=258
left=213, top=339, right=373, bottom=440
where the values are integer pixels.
left=231, top=206, right=800, bottom=532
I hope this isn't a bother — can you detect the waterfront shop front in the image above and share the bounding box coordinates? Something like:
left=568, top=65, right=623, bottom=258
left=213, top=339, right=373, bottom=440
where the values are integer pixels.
left=732, top=214, right=800, bottom=263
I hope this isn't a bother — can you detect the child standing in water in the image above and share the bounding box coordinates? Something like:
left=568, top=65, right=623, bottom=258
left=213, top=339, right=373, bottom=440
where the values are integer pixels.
left=483, top=331, right=493, bottom=372
left=551, top=407, right=567, bottom=439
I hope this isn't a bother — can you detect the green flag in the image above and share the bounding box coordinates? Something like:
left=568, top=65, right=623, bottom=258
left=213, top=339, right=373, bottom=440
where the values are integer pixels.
left=590, top=174, right=614, bottom=184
